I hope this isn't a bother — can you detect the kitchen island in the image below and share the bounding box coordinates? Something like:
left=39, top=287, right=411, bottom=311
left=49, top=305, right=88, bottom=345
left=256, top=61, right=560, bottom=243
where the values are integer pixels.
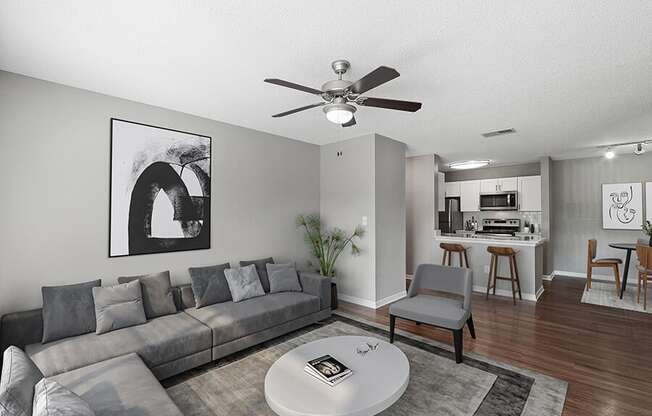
left=433, top=234, right=547, bottom=301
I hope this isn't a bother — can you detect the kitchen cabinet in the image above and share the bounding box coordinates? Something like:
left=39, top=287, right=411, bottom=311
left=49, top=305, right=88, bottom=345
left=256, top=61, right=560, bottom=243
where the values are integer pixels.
left=445, top=181, right=461, bottom=197
left=499, top=177, right=518, bottom=191
left=480, top=177, right=517, bottom=193
left=437, top=172, right=446, bottom=212
left=480, top=179, right=498, bottom=193
left=460, top=180, right=481, bottom=212
left=518, top=175, right=542, bottom=211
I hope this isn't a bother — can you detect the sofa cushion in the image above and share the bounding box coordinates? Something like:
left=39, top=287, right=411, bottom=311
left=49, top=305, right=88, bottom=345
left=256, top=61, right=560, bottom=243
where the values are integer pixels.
left=267, top=263, right=302, bottom=293
left=118, top=271, right=178, bottom=319
left=41, top=280, right=101, bottom=343
left=93, top=281, right=147, bottom=335
left=0, top=346, right=43, bottom=416
left=33, top=378, right=95, bottom=416
left=185, top=292, right=320, bottom=346
left=239, top=257, right=274, bottom=292
left=26, top=312, right=211, bottom=378
left=50, top=353, right=182, bottom=416
left=224, top=265, right=265, bottom=302
left=189, top=263, right=231, bottom=308
left=389, top=294, right=470, bottom=330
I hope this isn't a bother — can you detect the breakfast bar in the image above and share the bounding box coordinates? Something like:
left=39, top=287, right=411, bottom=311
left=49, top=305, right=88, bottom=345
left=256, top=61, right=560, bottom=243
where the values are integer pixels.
left=434, top=235, right=547, bottom=301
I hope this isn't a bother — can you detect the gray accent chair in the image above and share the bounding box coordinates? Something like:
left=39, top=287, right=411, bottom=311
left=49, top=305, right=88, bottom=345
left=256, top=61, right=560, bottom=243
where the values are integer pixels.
left=389, top=264, right=475, bottom=363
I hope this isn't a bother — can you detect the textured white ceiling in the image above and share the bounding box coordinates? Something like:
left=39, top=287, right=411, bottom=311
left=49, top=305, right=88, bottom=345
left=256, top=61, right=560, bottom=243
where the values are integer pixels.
left=2, top=1, right=652, bottom=164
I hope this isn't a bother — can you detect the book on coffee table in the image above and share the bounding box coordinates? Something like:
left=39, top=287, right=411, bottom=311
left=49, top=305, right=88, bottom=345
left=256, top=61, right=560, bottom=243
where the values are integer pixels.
left=304, top=354, right=353, bottom=386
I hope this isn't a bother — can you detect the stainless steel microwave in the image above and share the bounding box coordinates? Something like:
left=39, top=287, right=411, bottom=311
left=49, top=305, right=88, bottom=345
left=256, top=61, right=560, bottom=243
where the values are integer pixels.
left=479, top=191, right=518, bottom=211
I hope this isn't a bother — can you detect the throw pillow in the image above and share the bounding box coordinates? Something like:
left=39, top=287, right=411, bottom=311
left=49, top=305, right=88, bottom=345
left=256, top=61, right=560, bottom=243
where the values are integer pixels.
left=188, top=263, right=231, bottom=308
left=224, top=264, right=266, bottom=302
left=92, top=280, right=146, bottom=335
left=41, top=279, right=102, bottom=343
left=239, top=257, right=274, bottom=292
left=33, top=379, right=95, bottom=416
left=266, top=263, right=302, bottom=293
left=0, top=346, right=44, bottom=416
left=117, top=271, right=177, bottom=319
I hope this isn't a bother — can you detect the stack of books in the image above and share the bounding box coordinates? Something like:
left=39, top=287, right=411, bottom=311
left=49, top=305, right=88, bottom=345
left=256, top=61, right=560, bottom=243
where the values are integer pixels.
left=304, top=354, right=353, bottom=386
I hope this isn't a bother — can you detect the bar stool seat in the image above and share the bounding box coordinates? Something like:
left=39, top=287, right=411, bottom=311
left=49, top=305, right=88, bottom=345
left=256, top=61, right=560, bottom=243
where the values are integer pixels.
left=440, top=243, right=470, bottom=268
left=486, top=246, right=522, bottom=304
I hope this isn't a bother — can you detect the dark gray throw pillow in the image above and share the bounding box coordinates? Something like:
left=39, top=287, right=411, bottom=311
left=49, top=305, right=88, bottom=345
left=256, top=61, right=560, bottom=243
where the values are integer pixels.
left=224, top=265, right=266, bottom=302
left=189, top=263, right=231, bottom=308
left=239, top=257, right=274, bottom=292
left=266, top=263, right=302, bottom=293
left=33, top=379, right=95, bottom=416
left=41, top=279, right=101, bottom=343
left=118, top=271, right=177, bottom=319
left=0, top=346, right=44, bottom=416
left=92, top=280, right=147, bottom=335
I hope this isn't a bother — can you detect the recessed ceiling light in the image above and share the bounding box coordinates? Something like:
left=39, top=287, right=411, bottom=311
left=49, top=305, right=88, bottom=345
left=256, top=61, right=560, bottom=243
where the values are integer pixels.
left=448, top=160, right=490, bottom=170
left=604, top=150, right=615, bottom=159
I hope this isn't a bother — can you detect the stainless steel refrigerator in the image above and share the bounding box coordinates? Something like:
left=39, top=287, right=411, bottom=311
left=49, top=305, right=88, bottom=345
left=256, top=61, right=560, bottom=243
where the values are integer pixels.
left=438, top=197, right=463, bottom=234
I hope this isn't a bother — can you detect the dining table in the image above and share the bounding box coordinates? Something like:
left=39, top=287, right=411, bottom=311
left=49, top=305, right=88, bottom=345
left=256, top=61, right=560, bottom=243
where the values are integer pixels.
left=608, top=242, right=638, bottom=299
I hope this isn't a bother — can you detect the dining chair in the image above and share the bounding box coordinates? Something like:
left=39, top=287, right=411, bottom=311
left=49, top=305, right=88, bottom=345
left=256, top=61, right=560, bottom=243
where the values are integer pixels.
left=636, top=244, right=652, bottom=310
left=586, top=239, right=621, bottom=294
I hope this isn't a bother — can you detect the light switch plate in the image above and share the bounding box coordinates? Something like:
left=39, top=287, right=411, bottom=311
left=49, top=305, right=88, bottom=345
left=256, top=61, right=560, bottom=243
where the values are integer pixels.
left=362, top=216, right=368, bottom=226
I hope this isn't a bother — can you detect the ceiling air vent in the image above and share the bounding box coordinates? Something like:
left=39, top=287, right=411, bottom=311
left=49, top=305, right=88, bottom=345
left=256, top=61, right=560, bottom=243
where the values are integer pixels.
left=482, top=128, right=516, bottom=138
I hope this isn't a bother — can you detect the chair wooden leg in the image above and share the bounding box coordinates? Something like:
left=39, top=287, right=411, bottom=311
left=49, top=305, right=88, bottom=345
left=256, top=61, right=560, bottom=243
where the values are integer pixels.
left=492, top=256, right=498, bottom=295
left=389, top=315, right=396, bottom=343
left=448, top=251, right=452, bottom=266
left=512, top=256, right=522, bottom=300
left=486, top=255, right=495, bottom=299
left=509, top=256, right=517, bottom=305
left=459, top=252, right=463, bottom=268
left=613, top=264, right=621, bottom=295
left=638, top=272, right=642, bottom=304
left=452, top=329, right=463, bottom=363
left=587, top=265, right=592, bottom=290
left=466, top=315, right=476, bottom=339
left=463, top=250, right=470, bottom=269
left=442, top=250, right=447, bottom=266
left=644, top=277, right=648, bottom=311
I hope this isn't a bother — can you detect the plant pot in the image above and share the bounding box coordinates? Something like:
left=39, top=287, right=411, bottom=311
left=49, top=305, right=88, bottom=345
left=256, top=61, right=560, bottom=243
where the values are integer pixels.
left=649, top=236, right=652, bottom=247
left=329, top=279, right=338, bottom=310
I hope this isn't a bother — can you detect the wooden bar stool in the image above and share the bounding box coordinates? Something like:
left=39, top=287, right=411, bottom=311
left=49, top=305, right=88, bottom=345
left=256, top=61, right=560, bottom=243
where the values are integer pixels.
left=486, top=246, right=522, bottom=305
left=440, top=243, right=470, bottom=268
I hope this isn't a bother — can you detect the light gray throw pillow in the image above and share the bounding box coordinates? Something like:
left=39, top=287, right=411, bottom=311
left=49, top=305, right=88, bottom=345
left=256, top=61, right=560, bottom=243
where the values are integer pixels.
left=189, top=263, right=232, bottom=308
left=92, top=280, right=146, bottom=335
left=41, top=279, right=102, bottom=343
left=33, top=379, right=95, bottom=416
left=0, top=346, right=44, bottom=416
left=117, top=271, right=177, bottom=319
left=239, top=257, right=274, bottom=293
left=266, top=263, right=302, bottom=293
left=224, top=264, right=266, bottom=302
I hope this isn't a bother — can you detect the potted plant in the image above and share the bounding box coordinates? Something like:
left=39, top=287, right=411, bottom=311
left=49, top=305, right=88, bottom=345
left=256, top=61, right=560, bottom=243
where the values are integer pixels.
left=643, top=220, right=652, bottom=246
left=296, top=214, right=364, bottom=309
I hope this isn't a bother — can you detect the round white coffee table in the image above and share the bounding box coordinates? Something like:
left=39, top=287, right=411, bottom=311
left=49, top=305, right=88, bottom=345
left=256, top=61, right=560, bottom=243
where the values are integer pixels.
left=264, top=335, right=409, bottom=416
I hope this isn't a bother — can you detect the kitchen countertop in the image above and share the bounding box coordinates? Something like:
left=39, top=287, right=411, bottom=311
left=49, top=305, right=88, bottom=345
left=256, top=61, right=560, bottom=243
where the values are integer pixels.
left=435, top=233, right=547, bottom=247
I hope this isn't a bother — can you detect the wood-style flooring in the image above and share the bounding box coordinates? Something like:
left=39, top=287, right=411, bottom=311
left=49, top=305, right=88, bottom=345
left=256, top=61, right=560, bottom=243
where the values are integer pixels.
left=339, top=276, right=652, bottom=416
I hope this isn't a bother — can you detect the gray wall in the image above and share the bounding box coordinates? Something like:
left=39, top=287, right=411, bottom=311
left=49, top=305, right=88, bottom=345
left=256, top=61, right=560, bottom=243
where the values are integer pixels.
left=406, top=155, right=435, bottom=275
left=444, top=162, right=540, bottom=182
left=374, top=135, right=406, bottom=301
left=0, top=71, right=320, bottom=316
left=551, top=154, right=652, bottom=278
left=540, top=156, right=553, bottom=274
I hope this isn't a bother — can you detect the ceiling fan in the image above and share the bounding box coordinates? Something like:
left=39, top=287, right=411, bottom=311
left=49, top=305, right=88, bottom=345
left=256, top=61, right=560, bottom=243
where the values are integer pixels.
left=264, top=60, right=422, bottom=127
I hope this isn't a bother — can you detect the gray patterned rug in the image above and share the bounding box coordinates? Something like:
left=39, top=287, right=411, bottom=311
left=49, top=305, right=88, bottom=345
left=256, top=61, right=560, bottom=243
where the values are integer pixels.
left=581, top=281, right=651, bottom=314
left=163, top=314, right=567, bottom=415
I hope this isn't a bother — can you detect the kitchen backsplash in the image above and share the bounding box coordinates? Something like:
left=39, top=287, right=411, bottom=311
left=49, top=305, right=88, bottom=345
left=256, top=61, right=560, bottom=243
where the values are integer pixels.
left=462, top=211, right=542, bottom=232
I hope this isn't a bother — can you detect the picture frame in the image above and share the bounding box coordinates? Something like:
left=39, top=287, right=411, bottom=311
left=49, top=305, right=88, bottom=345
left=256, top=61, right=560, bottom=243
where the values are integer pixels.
left=601, top=182, right=643, bottom=230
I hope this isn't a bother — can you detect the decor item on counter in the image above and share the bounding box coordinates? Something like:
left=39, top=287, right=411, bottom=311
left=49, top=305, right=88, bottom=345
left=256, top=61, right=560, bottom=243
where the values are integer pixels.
left=110, top=118, right=211, bottom=257
left=296, top=214, right=364, bottom=278
left=642, top=220, right=652, bottom=246
left=602, top=182, right=642, bottom=230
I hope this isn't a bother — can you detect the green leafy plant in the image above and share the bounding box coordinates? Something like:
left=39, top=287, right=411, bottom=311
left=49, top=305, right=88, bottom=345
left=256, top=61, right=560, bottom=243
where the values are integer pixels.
left=296, top=214, right=365, bottom=277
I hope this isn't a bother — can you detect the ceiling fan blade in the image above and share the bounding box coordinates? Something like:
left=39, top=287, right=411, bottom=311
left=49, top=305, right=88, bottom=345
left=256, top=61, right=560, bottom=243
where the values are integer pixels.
left=349, top=66, right=400, bottom=94
left=264, top=78, right=323, bottom=95
left=359, top=97, right=422, bottom=112
left=271, top=102, right=324, bottom=118
left=342, top=116, right=356, bottom=127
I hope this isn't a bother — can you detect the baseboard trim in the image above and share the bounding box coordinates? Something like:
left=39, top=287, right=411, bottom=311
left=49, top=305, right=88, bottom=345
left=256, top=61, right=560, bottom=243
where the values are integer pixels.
left=472, top=285, right=538, bottom=302
left=535, top=285, right=545, bottom=300
left=338, top=290, right=407, bottom=309
left=553, top=270, right=615, bottom=281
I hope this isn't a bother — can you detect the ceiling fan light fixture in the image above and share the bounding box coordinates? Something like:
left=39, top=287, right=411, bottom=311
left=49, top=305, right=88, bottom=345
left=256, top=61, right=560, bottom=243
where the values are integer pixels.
left=448, top=160, right=491, bottom=170
left=323, top=102, right=356, bottom=124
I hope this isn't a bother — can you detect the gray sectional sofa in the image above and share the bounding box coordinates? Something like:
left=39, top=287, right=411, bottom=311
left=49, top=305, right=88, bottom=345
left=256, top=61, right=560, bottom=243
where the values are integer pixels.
left=0, top=272, right=331, bottom=415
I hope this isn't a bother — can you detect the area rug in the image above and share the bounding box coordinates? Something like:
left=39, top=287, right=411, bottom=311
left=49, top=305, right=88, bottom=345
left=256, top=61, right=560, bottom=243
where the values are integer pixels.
left=581, top=281, right=650, bottom=314
left=164, top=313, right=567, bottom=415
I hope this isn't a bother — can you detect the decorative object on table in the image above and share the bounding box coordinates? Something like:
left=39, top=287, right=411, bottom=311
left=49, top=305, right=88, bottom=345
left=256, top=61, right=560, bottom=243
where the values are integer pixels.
left=635, top=244, right=652, bottom=310
left=109, top=118, right=211, bottom=257
left=296, top=214, right=364, bottom=278
left=642, top=220, right=652, bottom=246
left=587, top=240, right=622, bottom=295
left=601, top=182, right=642, bottom=230
left=304, top=354, right=353, bottom=386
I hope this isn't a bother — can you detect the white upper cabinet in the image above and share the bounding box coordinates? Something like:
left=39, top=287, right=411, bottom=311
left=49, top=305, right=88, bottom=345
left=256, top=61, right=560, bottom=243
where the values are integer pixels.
left=480, top=177, right=517, bottom=193
left=445, top=181, right=461, bottom=197
left=480, top=179, right=499, bottom=193
left=460, top=181, right=481, bottom=212
left=499, top=177, right=518, bottom=191
left=437, top=172, right=446, bottom=212
left=518, top=175, right=542, bottom=211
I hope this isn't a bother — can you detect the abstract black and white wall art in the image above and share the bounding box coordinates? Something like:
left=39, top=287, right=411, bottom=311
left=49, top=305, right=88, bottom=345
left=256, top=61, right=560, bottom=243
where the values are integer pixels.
left=110, top=119, right=211, bottom=257
left=602, top=182, right=642, bottom=230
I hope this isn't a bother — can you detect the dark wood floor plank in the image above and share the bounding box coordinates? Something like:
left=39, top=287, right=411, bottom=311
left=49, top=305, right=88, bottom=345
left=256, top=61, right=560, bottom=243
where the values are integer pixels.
left=338, top=276, right=652, bottom=416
